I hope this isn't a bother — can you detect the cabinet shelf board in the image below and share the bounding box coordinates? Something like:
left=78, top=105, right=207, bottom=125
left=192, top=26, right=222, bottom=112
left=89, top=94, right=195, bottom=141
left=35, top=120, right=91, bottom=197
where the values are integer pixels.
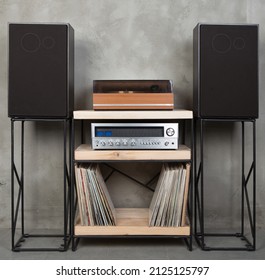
left=74, top=110, right=193, bottom=120
left=75, top=208, right=190, bottom=236
left=75, top=144, right=191, bottom=161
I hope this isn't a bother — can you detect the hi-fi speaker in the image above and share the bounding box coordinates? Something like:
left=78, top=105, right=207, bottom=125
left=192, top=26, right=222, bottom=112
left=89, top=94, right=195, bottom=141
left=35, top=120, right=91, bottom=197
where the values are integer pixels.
left=193, top=23, right=258, bottom=118
left=8, top=23, right=74, bottom=118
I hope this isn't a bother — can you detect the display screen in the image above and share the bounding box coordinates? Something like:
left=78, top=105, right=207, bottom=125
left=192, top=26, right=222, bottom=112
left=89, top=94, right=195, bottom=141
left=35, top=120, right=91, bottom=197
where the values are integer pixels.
left=95, top=127, right=164, bottom=137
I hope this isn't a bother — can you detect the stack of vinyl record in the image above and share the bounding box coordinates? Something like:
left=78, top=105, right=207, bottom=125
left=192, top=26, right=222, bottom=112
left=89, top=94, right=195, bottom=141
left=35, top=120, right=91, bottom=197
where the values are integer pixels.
left=149, top=163, right=190, bottom=227
left=75, top=163, right=116, bottom=226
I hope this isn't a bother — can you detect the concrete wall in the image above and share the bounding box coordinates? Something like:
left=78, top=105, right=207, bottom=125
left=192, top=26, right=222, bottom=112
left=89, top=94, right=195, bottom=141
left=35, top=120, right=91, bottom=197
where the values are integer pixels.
left=0, top=0, right=264, bottom=232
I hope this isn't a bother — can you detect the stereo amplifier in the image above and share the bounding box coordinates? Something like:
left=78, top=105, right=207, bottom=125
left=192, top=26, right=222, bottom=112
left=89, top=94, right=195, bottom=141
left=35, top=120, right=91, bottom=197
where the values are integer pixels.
left=91, top=123, right=179, bottom=150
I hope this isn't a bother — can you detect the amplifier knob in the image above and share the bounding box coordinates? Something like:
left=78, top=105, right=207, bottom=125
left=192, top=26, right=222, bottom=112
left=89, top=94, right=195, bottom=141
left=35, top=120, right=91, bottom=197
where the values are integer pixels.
left=100, top=140, right=106, bottom=146
left=108, top=140, right=114, bottom=146
left=166, top=127, right=175, bottom=136
left=165, top=141, right=169, bottom=146
left=122, top=139, right=128, bottom=146
left=115, top=140, right=121, bottom=146
left=131, top=139, right=136, bottom=146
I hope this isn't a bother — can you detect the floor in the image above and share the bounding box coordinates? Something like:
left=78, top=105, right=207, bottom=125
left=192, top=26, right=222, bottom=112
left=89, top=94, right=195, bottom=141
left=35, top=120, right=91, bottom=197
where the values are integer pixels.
left=0, top=227, right=265, bottom=260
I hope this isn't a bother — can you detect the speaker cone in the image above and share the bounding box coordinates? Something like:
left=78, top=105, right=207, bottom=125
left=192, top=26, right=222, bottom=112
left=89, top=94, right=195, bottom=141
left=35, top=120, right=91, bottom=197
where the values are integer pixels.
left=21, top=33, right=41, bottom=52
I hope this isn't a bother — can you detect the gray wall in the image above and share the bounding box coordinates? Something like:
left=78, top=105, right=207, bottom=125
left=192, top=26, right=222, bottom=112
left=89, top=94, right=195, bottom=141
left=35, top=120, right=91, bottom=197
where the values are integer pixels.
left=0, top=0, right=264, bottom=233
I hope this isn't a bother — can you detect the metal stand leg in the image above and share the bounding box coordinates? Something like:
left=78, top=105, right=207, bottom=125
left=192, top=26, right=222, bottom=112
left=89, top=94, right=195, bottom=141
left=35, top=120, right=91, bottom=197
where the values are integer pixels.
left=71, top=119, right=76, bottom=251
left=194, top=118, right=256, bottom=251
left=194, top=119, right=205, bottom=249
left=11, top=118, right=71, bottom=252
left=62, top=119, right=71, bottom=250
left=189, top=119, right=194, bottom=251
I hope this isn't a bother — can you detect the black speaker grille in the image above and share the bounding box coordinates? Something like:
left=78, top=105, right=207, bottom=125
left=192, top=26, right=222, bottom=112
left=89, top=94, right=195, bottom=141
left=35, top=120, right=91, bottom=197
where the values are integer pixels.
left=8, top=23, right=74, bottom=118
left=193, top=24, right=258, bottom=119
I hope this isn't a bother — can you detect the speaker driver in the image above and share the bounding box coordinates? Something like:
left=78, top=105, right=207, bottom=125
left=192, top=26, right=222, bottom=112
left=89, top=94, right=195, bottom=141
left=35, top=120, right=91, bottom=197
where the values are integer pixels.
left=42, top=36, right=55, bottom=49
left=212, top=33, right=231, bottom=53
left=233, top=37, right=245, bottom=50
left=21, top=33, right=41, bottom=52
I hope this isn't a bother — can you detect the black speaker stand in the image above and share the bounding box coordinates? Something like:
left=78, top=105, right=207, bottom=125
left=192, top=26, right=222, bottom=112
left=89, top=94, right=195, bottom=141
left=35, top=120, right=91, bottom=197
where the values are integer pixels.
left=11, top=118, right=72, bottom=252
left=194, top=118, right=256, bottom=251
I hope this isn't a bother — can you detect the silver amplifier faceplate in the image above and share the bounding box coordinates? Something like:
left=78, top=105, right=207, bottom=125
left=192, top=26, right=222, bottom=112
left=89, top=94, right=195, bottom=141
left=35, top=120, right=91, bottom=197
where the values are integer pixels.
left=91, top=123, right=179, bottom=150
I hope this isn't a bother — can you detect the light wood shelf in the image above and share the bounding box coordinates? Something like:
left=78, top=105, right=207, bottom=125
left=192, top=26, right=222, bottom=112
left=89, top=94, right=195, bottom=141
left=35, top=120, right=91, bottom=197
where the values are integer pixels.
left=75, top=144, right=191, bottom=161
left=75, top=208, right=190, bottom=236
left=74, top=110, right=193, bottom=120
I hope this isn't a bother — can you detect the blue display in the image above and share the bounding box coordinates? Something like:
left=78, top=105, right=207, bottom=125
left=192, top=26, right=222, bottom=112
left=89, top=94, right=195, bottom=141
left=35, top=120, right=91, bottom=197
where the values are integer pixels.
left=96, top=131, right=104, bottom=137
left=96, top=130, right=112, bottom=137
left=105, top=131, right=112, bottom=137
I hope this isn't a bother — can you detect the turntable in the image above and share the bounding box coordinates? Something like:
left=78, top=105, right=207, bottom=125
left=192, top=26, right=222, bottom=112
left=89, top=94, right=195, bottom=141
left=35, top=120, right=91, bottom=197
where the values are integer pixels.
left=92, top=80, right=174, bottom=110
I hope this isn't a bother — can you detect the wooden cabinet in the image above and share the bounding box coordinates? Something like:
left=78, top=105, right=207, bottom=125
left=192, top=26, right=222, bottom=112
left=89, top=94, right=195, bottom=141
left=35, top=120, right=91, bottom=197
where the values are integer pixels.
left=71, top=110, right=193, bottom=250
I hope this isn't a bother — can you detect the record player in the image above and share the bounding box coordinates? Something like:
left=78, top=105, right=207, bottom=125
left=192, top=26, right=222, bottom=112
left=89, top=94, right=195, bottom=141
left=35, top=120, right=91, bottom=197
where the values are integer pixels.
left=92, top=80, right=174, bottom=110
